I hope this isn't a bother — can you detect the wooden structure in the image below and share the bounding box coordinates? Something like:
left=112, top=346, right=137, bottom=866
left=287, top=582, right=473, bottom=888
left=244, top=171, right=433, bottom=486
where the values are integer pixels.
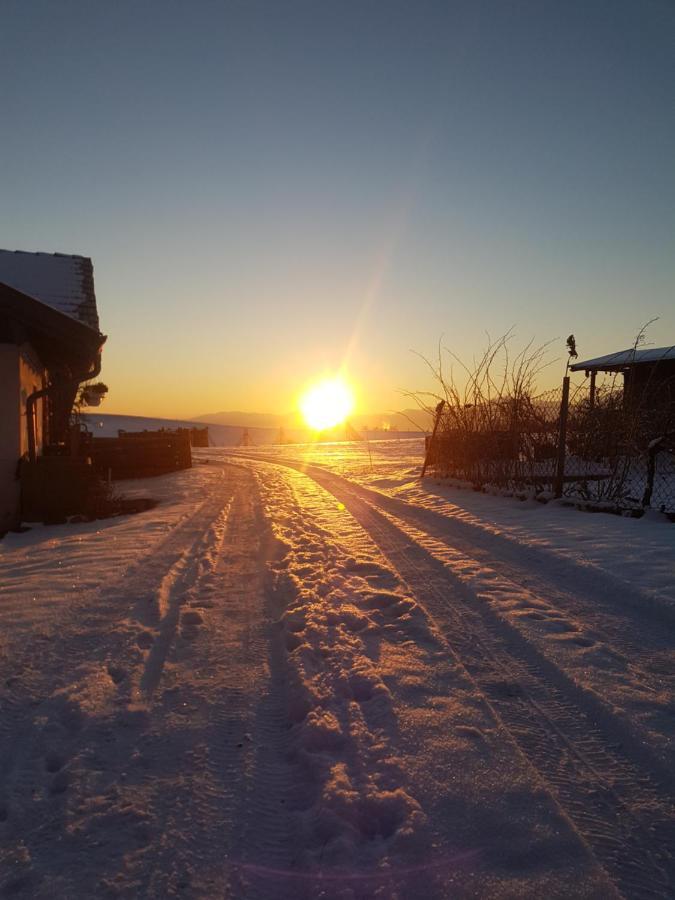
left=91, top=429, right=192, bottom=480
left=570, top=345, right=675, bottom=408
left=189, top=426, right=209, bottom=447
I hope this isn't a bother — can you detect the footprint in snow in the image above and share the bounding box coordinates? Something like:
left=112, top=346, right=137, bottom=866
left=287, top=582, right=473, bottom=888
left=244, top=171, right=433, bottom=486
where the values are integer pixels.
left=540, top=619, right=575, bottom=634
left=385, top=598, right=418, bottom=619
left=285, top=632, right=303, bottom=652
left=345, top=560, right=386, bottom=576
left=362, top=591, right=400, bottom=611
left=56, top=699, right=84, bottom=734
left=349, top=674, right=376, bottom=702
left=334, top=606, right=370, bottom=633
left=569, top=635, right=596, bottom=648
left=108, top=665, right=127, bottom=685
left=359, top=788, right=420, bottom=840
left=181, top=609, right=204, bottom=641
left=346, top=560, right=401, bottom=589
left=44, top=751, right=64, bottom=773
left=455, top=724, right=486, bottom=742
left=49, top=771, right=69, bottom=795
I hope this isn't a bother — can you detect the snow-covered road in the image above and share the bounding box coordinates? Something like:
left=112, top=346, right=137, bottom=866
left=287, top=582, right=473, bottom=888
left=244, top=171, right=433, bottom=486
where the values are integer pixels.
left=1, top=449, right=673, bottom=898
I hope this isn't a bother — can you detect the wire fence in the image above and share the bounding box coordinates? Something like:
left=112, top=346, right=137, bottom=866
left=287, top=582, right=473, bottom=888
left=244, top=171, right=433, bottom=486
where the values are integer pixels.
left=425, top=379, right=675, bottom=515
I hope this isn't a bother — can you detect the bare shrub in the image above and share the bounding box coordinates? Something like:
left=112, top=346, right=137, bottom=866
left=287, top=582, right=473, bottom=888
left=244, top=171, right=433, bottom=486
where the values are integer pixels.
left=413, top=331, right=559, bottom=488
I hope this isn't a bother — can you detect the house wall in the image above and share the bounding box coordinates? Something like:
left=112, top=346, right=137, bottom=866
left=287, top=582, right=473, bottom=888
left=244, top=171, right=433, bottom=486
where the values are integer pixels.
left=625, top=362, right=675, bottom=407
left=0, top=343, right=46, bottom=533
left=18, top=344, right=45, bottom=457
left=0, top=344, right=20, bottom=532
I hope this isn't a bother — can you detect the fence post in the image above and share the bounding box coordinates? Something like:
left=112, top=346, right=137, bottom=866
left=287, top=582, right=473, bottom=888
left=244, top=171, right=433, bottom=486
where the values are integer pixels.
left=421, top=400, right=446, bottom=479
left=589, top=370, right=596, bottom=409
left=641, top=435, right=671, bottom=509
left=641, top=442, right=658, bottom=509
left=554, top=376, right=570, bottom=498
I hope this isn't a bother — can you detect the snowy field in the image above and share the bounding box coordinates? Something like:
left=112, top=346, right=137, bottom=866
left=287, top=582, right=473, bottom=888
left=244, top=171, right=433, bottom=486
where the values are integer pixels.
left=1, top=439, right=674, bottom=898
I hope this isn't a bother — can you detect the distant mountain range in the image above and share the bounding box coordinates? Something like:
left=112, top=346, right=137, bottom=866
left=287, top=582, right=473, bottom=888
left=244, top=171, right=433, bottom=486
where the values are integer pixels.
left=84, top=411, right=430, bottom=446
left=191, top=408, right=432, bottom=431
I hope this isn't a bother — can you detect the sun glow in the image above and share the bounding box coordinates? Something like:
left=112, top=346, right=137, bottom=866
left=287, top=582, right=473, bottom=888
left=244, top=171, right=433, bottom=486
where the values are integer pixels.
left=299, top=376, right=355, bottom=431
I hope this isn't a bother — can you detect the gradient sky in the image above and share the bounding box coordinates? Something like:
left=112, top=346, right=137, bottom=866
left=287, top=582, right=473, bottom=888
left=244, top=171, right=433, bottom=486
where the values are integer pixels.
left=1, top=0, right=673, bottom=418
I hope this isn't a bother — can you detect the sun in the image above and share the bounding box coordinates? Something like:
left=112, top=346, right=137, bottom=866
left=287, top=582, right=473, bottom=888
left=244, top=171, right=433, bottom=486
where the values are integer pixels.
left=300, top=376, right=355, bottom=431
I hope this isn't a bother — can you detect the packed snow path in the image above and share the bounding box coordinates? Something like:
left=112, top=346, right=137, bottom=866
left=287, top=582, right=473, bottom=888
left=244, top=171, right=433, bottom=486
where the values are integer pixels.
left=242, top=457, right=675, bottom=897
left=0, top=457, right=672, bottom=898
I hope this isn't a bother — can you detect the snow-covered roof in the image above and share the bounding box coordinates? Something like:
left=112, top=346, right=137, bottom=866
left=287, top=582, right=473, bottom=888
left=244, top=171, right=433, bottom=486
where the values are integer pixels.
left=570, top=346, right=675, bottom=372
left=0, top=249, right=99, bottom=332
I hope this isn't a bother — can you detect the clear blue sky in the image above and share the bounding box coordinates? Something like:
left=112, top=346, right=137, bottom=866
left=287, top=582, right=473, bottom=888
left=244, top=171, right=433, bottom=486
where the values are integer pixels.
left=1, top=0, right=673, bottom=417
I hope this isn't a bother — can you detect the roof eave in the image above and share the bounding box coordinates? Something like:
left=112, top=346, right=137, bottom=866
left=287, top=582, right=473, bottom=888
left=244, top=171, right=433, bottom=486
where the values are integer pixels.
left=0, top=281, right=105, bottom=372
left=569, top=362, right=628, bottom=373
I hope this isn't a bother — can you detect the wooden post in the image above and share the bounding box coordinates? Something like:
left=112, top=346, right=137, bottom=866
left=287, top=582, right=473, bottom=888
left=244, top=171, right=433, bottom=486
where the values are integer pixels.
left=421, top=400, right=445, bottom=478
left=553, top=376, right=570, bottom=498
left=589, top=370, right=596, bottom=409
left=642, top=438, right=661, bottom=508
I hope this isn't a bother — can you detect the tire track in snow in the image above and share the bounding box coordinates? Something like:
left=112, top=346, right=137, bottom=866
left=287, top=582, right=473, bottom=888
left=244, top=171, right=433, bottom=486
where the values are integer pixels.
left=0, top=475, right=233, bottom=775
left=134, top=466, right=296, bottom=899
left=0, top=471, right=239, bottom=896
left=246, top=457, right=675, bottom=900
left=233, top=458, right=675, bottom=767
left=328, top=484, right=675, bottom=899
left=240, top=453, right=675, bottom=629
left=231, top=460, right=618, bottom=899
left=366, top=483, right=675, bottom=699
left=365, top=503, right=675, bottom=771
left=138, top=495, right=233, bottom=697
left=206, top=467, right=299, bottom=900
left=343, top=471, right=675, bottom=657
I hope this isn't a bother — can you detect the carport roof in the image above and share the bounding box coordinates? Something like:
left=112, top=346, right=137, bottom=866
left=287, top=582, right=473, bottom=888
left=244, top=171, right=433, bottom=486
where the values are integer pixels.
left=570, top=346, right=675, bottom=372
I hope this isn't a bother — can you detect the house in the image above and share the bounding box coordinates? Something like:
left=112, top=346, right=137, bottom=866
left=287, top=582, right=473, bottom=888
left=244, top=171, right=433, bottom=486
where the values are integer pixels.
left=0, top=250, right=105, bottom=532
left=570, top=345, right=675, bottom=408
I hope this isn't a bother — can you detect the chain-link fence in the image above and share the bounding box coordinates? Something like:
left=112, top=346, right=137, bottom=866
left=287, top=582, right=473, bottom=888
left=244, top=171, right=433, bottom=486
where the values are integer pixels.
left=425, top=387, right=560, bottom=487
left=424, top=379, right=675, bottom=515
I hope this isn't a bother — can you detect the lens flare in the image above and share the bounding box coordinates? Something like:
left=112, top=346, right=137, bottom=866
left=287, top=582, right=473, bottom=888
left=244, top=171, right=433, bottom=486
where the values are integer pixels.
left=300, top=377, right=354, bottom=431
